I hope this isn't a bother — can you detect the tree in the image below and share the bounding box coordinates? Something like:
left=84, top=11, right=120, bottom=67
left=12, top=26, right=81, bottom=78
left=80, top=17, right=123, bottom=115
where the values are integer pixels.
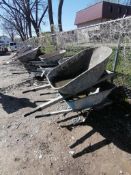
left=0, top=0, right=48, bottom=39
left=0, top=1, right=29, bottom=40
left=48, top=0, right=55, bottom=33
left=20, top=0, right=48, bottom=36
left=2, top=21, right=17, bottom=41
left=58, top=0, right=64, bottom=32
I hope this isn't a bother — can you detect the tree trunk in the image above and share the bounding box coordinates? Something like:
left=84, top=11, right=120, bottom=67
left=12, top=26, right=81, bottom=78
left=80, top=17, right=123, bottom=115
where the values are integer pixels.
left=35, top=28, right=40, bottom=37
left=28, top=19, right=32, bottom=38
left=48, top=0, right=55, bottom=33
left=58, top=0, right=64, bottom=32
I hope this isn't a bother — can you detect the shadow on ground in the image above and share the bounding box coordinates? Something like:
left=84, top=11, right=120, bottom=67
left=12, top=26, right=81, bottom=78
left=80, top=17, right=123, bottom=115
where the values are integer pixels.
left=60, top=101, right=131, bottom=158
left=0, top=93, right=36, bottom=114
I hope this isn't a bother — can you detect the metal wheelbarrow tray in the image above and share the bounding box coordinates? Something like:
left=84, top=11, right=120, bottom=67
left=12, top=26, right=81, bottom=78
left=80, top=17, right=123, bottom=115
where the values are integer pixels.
left=13, top=45, right=32, bottom=58
left=15, top=47, right=40, bottom=62
left=66, top=84, right=115, bottom=111
left=47, top=46, right=112, bottom=97
left=30, top=56, right=69, bottom=67
left=37, top=50, right=66, bottom=66
left=33, top=67, right=54, bottom=79
left=34, top=56, right=72, bottom=78
left=29, top=50, right=66, bottom=78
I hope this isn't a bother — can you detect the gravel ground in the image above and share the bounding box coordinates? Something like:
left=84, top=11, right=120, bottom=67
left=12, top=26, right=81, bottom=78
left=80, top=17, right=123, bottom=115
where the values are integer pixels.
left=0, top=53, right=131, bottom=175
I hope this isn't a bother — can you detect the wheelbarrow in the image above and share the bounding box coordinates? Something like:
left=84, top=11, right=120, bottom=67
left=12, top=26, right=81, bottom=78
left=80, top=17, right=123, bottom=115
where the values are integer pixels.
left=24, top=70, right=115, bottom=117
left=29, top=50, right=66, bottom=79
left=47, top=46, right=112, bottom=97
left=30, top=50, right=66, bottom=67
left=13, top=46, right=40, bottom=62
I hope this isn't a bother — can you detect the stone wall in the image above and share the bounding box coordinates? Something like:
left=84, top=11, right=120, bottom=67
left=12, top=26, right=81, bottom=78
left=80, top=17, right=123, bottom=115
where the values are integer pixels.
left=56, top=16, right=131, bottom=48
left=21, top=16, right=131, bottom=49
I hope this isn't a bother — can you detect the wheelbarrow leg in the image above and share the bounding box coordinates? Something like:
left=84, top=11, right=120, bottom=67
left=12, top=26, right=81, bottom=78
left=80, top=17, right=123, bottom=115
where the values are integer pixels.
left=23, top=84, right=51, bottom=93
left=24, top=95, right=63, bottom=117
left=40, top=91, right=57, bottom=96
left=35, top=109, right=72, bottom=118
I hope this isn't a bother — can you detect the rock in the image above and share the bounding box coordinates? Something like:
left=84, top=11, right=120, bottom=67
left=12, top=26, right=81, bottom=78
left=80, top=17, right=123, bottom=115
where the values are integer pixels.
left=14, top=157, right=20, bottom=161
left=39, top=154, right=43, bottom=159
left=69, top=150, right=75, bottom=155
left=7, top=125, right=11, bottom=129
left=71, top=136, right=75, bottom=140
left=119, top=170, right=123, bottom=174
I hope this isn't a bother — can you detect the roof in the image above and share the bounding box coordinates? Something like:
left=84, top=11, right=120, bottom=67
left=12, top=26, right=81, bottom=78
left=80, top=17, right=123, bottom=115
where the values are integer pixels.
left=75, top=1, right=131, bottom=25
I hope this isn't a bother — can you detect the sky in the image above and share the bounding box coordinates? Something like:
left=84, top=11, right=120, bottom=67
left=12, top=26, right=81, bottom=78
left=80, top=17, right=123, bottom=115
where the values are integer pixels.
left=0, top=0, right=128, bottom=36
left=43, top=0, right=97, bottom=32
left=0, top=0, right=97, bottom=36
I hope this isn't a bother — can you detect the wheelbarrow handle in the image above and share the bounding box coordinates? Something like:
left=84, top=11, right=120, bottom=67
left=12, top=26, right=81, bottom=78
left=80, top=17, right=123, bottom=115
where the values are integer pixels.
left=23, top=84, right=51, bottom=94
left=35, top=109, right=72, bottom=118
left=24, top=95, right=63, bottom=117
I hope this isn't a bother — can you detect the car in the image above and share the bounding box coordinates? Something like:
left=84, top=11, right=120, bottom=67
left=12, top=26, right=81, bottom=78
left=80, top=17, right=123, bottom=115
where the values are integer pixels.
left=9, top=42, right=17, bottom=52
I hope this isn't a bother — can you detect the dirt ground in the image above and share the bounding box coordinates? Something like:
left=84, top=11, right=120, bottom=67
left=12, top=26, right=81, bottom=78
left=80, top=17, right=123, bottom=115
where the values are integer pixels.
left=0, top=53, right=131, bottom=175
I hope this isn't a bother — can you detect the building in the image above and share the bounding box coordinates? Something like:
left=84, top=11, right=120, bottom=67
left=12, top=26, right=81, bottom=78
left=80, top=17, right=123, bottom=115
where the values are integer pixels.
left=0, top=35, right=11, bottom=45
left=75, top=1, right=131, bottom=28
